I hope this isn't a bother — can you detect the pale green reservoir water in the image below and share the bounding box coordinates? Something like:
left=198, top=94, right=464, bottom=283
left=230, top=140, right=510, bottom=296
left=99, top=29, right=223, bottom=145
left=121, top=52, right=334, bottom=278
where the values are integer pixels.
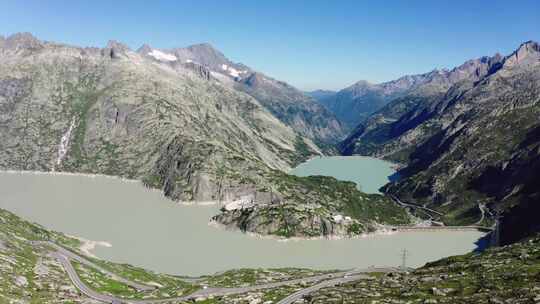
left=0, top=158, right=484, bottom=276
left=290, top=156, right=397, bottom=193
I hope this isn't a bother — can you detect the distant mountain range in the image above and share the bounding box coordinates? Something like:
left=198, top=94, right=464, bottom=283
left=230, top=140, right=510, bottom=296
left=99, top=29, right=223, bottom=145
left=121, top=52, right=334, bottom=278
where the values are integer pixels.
left=0, top=32, right=399, bottom=238
left=305, top=89, right=336, bottom=102
left=1, top=32, right=539, bottom=244
left=338, top=41, right=540, bottom=244
left=309, top=55, right=505, bottom=128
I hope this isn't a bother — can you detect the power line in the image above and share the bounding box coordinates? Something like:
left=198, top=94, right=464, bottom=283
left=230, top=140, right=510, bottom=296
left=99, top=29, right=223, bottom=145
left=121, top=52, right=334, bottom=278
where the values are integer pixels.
left=401, top=249, right=409, bottom=270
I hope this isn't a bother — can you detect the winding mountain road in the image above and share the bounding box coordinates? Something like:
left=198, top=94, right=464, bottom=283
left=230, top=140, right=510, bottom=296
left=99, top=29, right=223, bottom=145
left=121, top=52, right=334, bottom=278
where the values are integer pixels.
left=388, top=194, right=444, bottom=217
left=35, top=240, right=401, bottom=304
left=38, top=241, right=156, bottom=291
left=387, top=195, right=493, bottom=232
left=52, top=252, right=123, bottom=303
left=276, top=274, right=366, bottom=304
left=277, top=267, right=410, bottom=304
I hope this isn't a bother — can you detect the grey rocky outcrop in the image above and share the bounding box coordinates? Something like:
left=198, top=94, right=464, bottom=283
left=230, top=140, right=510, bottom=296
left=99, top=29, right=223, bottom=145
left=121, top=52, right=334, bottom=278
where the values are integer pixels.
left=0, top=33, right=315, bottom=204
left=314, top=52, right=506, bottom=129
left=0, top=33, right=403, bottom=238
left=136, top=42, right=346, bottom=145
left=340, top=40, right=540, bottom=242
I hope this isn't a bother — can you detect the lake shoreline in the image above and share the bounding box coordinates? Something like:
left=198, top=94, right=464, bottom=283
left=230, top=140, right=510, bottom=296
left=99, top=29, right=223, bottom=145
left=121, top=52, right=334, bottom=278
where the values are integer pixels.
left=66, top=234, right=113, bottom=258
left=208, top=220, right=398, bottom=242
left=1, top=169, right=484, bottom=240
left=289, top=156, right=397, bottom=194
left=0, top=169, right=140, bottom=183
left=208, top=219, right=486, bottom=242
left=0, top=170, right=228, bottom=206
left=0, top=166, right=485, bottom=276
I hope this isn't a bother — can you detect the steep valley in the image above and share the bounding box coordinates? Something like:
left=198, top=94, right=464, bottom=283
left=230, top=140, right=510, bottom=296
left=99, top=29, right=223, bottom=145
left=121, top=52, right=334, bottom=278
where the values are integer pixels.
left=2, top=33, right=539, bottom=243
left=1, top=31, right=540, bottom=304
left=341, top=41, right=540, bottom=244
left=2, top=0, right=540, bottom=300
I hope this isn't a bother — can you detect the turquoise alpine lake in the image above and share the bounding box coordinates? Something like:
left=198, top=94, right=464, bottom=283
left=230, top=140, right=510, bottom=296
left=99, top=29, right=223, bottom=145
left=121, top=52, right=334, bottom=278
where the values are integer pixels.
left=0, top=157, right=484, bottom=276
left=290, top=156, right=397, bottom=193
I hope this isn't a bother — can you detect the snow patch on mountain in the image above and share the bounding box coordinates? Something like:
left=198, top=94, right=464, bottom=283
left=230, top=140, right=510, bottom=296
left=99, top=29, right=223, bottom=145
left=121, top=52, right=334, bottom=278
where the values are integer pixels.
left=221, top=63, right=245, bottom=78
left=148, top=49, right=177, bottom=62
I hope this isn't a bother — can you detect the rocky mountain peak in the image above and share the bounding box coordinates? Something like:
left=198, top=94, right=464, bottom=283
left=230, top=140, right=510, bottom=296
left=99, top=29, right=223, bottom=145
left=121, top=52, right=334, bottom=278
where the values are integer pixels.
left=3, top=32, right=43, bottom=50
left=106, top=40, right=130, bottom=51
left=350, top=80, right=374, bottom=88
left=518, top=40, right=540, bottom=53
left=343, top=80, right=378, bottom=97
left=187, top=42, right=217, bottom=51
left=315, top=47, right=520, bottom=129
left=136, top=43, right=153, bottom=54
left=103, top=40, right=131, bottom=59
left=170, top=42, right=230, bottom=69
left=504, top=40, right=540, bottom=67
left=380, top=74, right=427, bottom=92
left=444, top=53, right=504, bottom=82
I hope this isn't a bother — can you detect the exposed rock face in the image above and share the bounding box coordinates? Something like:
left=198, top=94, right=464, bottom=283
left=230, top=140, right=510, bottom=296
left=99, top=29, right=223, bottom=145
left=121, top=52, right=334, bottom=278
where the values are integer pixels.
left=3, top=32, right=43, bottom=51
left=183, top=62, right=211, bottom=81
left=0, top=33, right=316, bottom=203
left=340, top=41, right=540, bottom=243
left=473, top=121, right=540, bottom=245
left=236, top=73, right=346, bottom=147
left=170, top=43, right=235, bottom=72
left=315, top=55, right=504, bottom=129
left=104, top=40, right=131, bottom=59
left=213, top=174, right=411, bottom=237
left=214, top=206, right=345, bottom=237
left=0, top=33, right=405, bottom=238
left=136, top=43, right=346, bottom=146
left=339, top=52, right=508, bottom=160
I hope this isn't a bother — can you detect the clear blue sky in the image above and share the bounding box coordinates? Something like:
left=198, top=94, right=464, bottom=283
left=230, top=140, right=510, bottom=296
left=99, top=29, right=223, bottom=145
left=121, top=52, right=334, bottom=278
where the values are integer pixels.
left=1, top=0, right=539, bottom=90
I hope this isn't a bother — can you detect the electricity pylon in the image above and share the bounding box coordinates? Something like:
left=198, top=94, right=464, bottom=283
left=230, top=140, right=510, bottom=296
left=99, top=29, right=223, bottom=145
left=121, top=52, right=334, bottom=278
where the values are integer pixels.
left=401, top=249, right=409, bottom=270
